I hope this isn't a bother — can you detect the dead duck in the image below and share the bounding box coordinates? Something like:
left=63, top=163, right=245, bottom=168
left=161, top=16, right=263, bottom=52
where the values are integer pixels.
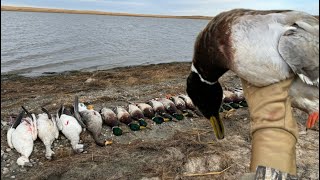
left=147, top=99, right=173, bottom=122
left=168, top=95, right=194, bottom=117
left=221, top=90, right=248, bottom=111
left=128, top=104, right=148, bottom=128
left=178, top=94, right=203, bottom=117
left=178, top=94, right=196, bottom=110
left=75, top=96, right=107, bottom=147
left=186, top=9, right=319, bottom=139
left=7, top=106, right=37, bottom=167
left=137, top=103, right=164, bottom=124
left=56, top=104, right=85, bottom=153
left=115, top=106, right=140, bottom=131
left=168, top=95, right=186, bottom=110
left=36, top=107, right=59, bottom=160
left=156, top=98, right=184, bottom=120
left=136, top=103, right=154, bottom=118
left=100, top=107, right=123, bottom=136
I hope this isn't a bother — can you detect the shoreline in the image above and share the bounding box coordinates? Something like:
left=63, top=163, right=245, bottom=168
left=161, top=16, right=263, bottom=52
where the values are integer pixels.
left=1, top=6, right=213, bottom=20
left=0, top=62, right=191, bottom=81
left=1, top=61, right=318, bottom=179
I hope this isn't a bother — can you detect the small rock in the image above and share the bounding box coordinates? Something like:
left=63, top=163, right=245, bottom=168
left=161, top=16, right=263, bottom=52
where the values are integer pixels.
left=1, top=150, right=4, bottom=157
left=1, top=121, right=8, bottom=127
left=83, top=151, right=88, bottom=154
left=39, top=162, right=43, bottom=166
left=2, top=154, right=8, bottom=160
left=6, top=148, right=11, bottom=152
left=3, top=167, right=9, bottom=175
left=10, top=175, right=15, bottom=179
left=85, top=78, right=96, bottom=83
left=6, top=163, right=10, bottom=167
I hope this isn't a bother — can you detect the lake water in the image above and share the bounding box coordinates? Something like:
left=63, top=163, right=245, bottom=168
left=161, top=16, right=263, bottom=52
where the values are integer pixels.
left=1, top=11, right=209, bottom=77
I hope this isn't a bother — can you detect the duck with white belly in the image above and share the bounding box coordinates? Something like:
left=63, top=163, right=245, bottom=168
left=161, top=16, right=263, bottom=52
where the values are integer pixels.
left=128, top=104, right=148, bottom=128
left=156, top=98, right=184, bottom=120
left=178, top=94, right=203, bottom=117
left=100, top=107, right=123, bottom=136
left=115, top=106, right=140, bottom=131
left=136, top=103, right=164, bottom=124
left=147, top=99, right=173, bottom=122
left=7, top=106, right=37, bottom=167
left=56, top=103, right=86, bottom=153
left=168, top=95, right=194, bottom=117
left=36, top=107, right=59, bottom=160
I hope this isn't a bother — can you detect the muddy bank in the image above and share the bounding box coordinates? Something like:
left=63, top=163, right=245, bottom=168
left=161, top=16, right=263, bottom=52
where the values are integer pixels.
left=1, top=62, right=318, bottom=179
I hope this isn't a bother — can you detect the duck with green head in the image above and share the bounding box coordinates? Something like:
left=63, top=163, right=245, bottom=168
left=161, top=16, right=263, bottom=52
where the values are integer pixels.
left=187, top=9, right=319, bottom=140
left=156, top=98, right=184, bottom=120
left=136, top=103, right=164, bottom=124
left=100, top=107, right=123, bottom=136
left=147, top=99, right=173, bottom=122
left=168, top=95, right=194, bottom=117
left=128, top=104, right=148, bottom=128
left=115, top=106, right=140, bottom=131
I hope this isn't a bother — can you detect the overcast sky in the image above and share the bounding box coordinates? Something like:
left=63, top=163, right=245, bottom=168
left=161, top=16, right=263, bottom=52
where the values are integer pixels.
left=1, top=0, right=319, bottom=16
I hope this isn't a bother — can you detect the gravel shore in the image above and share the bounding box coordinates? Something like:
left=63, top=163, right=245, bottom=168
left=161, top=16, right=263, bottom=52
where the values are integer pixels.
left=1, top=62, right=318, bottom=180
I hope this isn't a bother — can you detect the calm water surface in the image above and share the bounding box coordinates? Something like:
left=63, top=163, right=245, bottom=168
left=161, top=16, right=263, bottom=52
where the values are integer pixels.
left=1, top=11, right=209, bottom=76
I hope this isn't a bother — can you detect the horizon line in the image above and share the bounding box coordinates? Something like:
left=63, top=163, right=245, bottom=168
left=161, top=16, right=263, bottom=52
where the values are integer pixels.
left=1, top=5, right=214, bottom=20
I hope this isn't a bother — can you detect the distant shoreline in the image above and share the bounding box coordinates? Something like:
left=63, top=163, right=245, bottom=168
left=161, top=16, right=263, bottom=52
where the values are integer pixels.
left=1, top=6, right=213, bottom=20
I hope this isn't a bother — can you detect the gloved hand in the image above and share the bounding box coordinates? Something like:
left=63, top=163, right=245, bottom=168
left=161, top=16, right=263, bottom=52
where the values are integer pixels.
left=241, top=77, right=298, bottom=175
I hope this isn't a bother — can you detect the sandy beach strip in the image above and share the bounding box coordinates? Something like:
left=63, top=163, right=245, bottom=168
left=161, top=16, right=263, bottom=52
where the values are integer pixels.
left=1, top=6, right=213, bottom=20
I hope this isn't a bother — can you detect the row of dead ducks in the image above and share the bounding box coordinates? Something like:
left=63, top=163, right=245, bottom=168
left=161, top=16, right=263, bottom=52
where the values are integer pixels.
left=6, top=91, right=247, bottom=167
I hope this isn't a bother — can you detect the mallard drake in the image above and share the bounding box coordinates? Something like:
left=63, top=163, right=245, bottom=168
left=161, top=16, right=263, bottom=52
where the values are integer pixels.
left=147, top=99, right=173, bottom=122
left=36, top=107, right=59, bottom=160
left=186, top=9, right=319, bottom=139
left=7, top=107, right=37, bottom=167
left=100, top=107, right=123, bottom=136
left=115, top=106, right=140, bottom=131
left=128, top=104, right=148, bottom=128
left=136, top=103, right=164, bottom=124
left=156, top=98, right=184, bottom=120
left=168, top=95, right=194, bottom=117
left=178, top=94, right=196, bottom=110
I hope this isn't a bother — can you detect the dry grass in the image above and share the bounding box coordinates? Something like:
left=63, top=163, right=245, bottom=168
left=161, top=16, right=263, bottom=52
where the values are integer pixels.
left=1, top=6, right=213, bottom=20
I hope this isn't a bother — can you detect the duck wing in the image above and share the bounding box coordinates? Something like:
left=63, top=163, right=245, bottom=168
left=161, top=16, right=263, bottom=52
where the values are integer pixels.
left=278, top=18, right=319, bottom=87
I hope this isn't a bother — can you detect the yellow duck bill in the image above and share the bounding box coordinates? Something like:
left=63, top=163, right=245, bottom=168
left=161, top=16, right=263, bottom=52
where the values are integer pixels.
left=209, top=116, right=225, bottom=139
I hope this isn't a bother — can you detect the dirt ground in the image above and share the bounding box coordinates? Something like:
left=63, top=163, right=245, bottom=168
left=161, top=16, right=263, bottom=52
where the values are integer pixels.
left=1, top=62, right=319, bottom=180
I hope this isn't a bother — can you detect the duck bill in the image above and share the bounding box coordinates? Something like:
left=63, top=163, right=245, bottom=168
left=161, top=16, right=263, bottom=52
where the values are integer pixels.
left=12, top=110, right=25, bottom=129
left=21, top=106, right=33, bottom=120
left=41, top=107, right=52, bottom=120
left=209, top=115, right=225, bottom=140
left=73, top=96, right=87, bottom=128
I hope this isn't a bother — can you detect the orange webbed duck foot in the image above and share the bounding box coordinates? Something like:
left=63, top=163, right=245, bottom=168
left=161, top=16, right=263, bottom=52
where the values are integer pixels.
left=306, top=112, right=319, bottom=129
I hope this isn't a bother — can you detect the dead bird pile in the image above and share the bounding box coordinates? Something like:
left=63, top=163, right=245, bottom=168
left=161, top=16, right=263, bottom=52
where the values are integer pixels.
left=6, top=89, right=247, bottom=167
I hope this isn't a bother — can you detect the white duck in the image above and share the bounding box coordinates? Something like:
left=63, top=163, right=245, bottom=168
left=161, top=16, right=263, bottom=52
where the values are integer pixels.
left=56, top=104, right=85, bottom=153
left=186, top=9, right=319, bottom=139
left=7, top=106, right=37, bottom=167
left=36, top=107, right=59, bottom=160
